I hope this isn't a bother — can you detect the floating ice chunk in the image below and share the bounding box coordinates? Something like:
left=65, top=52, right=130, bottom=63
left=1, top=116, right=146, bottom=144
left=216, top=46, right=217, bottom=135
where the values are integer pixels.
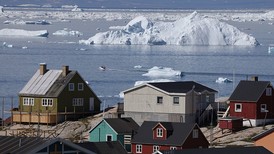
left=142, top=66, right=183, bottom=78
left=22, top=46, right=28, bottom=49
left=53, top=28, right=83, bottom=36
left=0, top=28, right=48, bottom=37
left=0, top=6, right=3, bottom=13
left=134, top=65, right=142, bottom=69
left=134, top=79, right=175, bottom=86
left=215, top=77, right=233, bottom=83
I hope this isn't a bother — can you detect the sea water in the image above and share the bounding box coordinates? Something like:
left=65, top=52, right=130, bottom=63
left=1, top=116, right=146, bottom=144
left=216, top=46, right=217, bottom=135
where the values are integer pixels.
left=0, top=13, right=274, bottom=118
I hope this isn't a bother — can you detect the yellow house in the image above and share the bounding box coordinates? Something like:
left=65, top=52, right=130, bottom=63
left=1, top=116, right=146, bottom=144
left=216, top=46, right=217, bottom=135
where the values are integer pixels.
left=12, top=63, right=101, bottom=125
left=252, top=127, right=274, bottom=153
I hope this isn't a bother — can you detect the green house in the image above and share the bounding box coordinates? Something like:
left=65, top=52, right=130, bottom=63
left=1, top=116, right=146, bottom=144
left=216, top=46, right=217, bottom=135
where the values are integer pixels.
left=12, top=63, right=101, bottom=125
left=89, top=118, right=139, bottom=152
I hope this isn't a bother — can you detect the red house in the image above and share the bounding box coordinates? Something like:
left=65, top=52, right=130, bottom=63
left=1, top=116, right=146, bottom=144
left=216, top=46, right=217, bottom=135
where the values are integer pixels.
left=131, top=121, right=209, bottom=154
left=228, top=78, right=274, bottom=126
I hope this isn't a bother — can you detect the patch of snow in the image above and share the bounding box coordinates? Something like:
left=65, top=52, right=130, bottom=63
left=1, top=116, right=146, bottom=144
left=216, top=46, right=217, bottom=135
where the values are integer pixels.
left=142, top=66, right=183, bottom=78
left=0, top=28, right=49, bottom=37
left=80, top=12, right=259, bottom=46
left=53, top=28, right=83, bottom=36
left=215, top=77, right=233, bottom=83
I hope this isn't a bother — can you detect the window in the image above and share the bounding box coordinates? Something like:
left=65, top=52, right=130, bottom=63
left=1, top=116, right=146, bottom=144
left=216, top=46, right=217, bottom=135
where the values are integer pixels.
left=266, top=88, right=272, bottom=96
left=192, top=129, right=198, bottom=138
left=23, top=98, right=34, bottom=106
left=261, top=104, right=267, bottom=112
left=41, top=98, right=53, bottom=107
left=206, top=95, right=210, bottom=102
left=153, top=145, right=159, bottom=152
left=72, top=98, right=84, bottom=106
left=69, top=83, right=74, bottom=91
left=136, top=144, right=142, bottom=153
left=78, top=83, right=84, bottom=91
left=157, top=128, right=163, bottom=137
left=235, top=103, right=242, bottom=112
left=157, top=97, right=163, bottom=104
left=170, top=147, right=177, bottom=150
left=173, top=97, right=179, bottom=104
left=106, top=134, right=112, bottom=141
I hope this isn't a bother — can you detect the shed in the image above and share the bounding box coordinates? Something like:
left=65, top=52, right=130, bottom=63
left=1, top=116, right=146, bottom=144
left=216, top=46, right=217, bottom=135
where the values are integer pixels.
left=219, top=116, right=243, bottom=132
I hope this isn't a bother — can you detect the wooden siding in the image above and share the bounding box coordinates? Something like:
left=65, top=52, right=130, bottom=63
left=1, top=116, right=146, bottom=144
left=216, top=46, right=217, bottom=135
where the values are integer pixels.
left=153, top=124, right=167, bottom=140
left=229, top=101, right=257, bottom=119
left=89, top=120, right=117, bottom=142
left=181, top=125, right=209, bottom=149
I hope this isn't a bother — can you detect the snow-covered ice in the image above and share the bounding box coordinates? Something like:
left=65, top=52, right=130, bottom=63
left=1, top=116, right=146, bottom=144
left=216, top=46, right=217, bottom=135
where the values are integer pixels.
left=215, top=77, right=233, bottom=83
left=79, top=12, right=259, bottom=46
left=0, top=28, right=49, bottom=37
left=142, top=66, right=183, bottom=78
left=134, top=79, right=175, bottom=86
left=53, top=28, right=83, bottom=36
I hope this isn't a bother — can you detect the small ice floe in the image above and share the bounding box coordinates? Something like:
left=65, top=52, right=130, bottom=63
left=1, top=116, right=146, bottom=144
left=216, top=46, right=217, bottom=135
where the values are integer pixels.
left=134, top=79, right=175, bottom=86
left=85, top=81, right=89, bottom=85
left=53, top=28, right=83, bottom=36
left=215, top=77, right=233, bottom=83
left=142, top=66, right=183, bottom=78
left=268, top=44, right=274, bottom=54
left=22, top=46, right=28, bottom=49
left=99, top=66, right=106, bottom=71
left=0, top=28, right=48, bottom=37
left=134, top=65, right=142, bottom=69
left=3, top=42, right=13, bottom=48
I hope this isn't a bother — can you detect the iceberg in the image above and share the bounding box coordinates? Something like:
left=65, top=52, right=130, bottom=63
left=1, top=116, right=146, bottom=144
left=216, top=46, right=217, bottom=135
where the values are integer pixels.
left=0, top=28, right=48, bottom=37
left=134, top=79, right=175, bottom=86
left=80, top=11, right=259, bottom=46
left=53, top=28, right=83, bottom=36
left=142, top=66, right=183, bottom=78
left=215, top=77, right=233, bottom=83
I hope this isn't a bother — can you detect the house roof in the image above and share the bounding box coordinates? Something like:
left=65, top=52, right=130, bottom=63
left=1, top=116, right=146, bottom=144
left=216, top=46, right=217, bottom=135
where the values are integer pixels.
left=131, top=121, right=201, bottom=146
left=77, top=141, right=128, bottom=154
left=104, top=118, right=139, bottom=134
left=252, top=127, right=274, bottom=141
left=229, top=80, right=271, bottom=102
left=89, top=118, right=139, bottom=134
left=123, top=81, right=217, bottom=95
left=160, top=146, right=272, bottom=154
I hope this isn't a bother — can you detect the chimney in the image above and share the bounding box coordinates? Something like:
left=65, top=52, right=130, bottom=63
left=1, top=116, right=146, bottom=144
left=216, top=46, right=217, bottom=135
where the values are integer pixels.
left=251, top=76, right=258, bottom=81
left=39, top=63, right=47, bottom=75
left=62, top=65, right=69, bottom=76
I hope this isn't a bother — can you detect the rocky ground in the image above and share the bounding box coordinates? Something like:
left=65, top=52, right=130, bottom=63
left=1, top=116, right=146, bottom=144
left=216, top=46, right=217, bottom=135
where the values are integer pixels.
left=1, top=106, right=273, bottom=147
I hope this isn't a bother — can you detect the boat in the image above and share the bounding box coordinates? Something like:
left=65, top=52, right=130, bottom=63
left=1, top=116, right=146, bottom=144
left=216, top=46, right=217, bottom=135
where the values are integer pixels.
left=99, top=66, right=106, bottom=71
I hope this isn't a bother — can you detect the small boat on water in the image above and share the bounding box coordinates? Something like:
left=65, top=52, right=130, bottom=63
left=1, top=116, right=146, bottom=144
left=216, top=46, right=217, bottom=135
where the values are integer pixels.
left=99, top=66, right=106, bottom=71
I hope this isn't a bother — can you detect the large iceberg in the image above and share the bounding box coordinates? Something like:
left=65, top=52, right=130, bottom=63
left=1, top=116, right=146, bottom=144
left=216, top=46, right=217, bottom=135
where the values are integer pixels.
left=0, top=28, right=49, bottom=37
left=142, top=66, right=183, bottom=78
left=80, top=11, right=259, bottom=46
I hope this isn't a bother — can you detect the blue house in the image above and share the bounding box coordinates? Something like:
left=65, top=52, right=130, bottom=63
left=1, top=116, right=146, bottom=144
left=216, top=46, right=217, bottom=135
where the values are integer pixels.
left=89, top=117, right=139, bottom=152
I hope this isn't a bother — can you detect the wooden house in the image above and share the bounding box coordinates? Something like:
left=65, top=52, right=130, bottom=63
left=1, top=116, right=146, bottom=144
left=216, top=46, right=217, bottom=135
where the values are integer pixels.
left=228, top=78, right=274, bottom=126
left=89, top=117, right=139, bottom=153
left=122, top=81, right=217, bottom=125
left=252, top=127, right=274, bottom=153
left=131, top=121, right=209, bottom=154
left=12, top=63, right=101, bottom=125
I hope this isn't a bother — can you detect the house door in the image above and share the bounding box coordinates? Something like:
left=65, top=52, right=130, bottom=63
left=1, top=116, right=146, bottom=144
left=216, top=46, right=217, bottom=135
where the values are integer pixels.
left=89, top=97, right=94, bottom=111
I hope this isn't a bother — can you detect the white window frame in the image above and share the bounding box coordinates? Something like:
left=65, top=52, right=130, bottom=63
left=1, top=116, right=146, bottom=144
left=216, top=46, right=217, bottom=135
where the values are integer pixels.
left=72, top=98, right=84, bottom=106
left=157, top=96, right=163, bottom=104
left=69, top=83, right=74, bottom=91
left=23, top=98, right=34, bottom=106
left=136, top=144, right=142, bottom=153
left=41, top=98, right=53, bottom=107
left=261, top=104, right=267, bottom=112
left=153, top=145, right=160, bottom=152
left=157, top=128, right=163, bottom=137
left=173, top=97, right=179, bottom=104
left=170, top=146, right=177, bottom=150
left=235, top=103, right=242, bottom=112
left=78, top=83, right=84, bottom=91
left=106, top=134, right=113, bottom=141
left=206, top=95, right=210, bottom=102
left=266, top=88, right=272, bottom=96
left=192, top=129, right=198, bottom=138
